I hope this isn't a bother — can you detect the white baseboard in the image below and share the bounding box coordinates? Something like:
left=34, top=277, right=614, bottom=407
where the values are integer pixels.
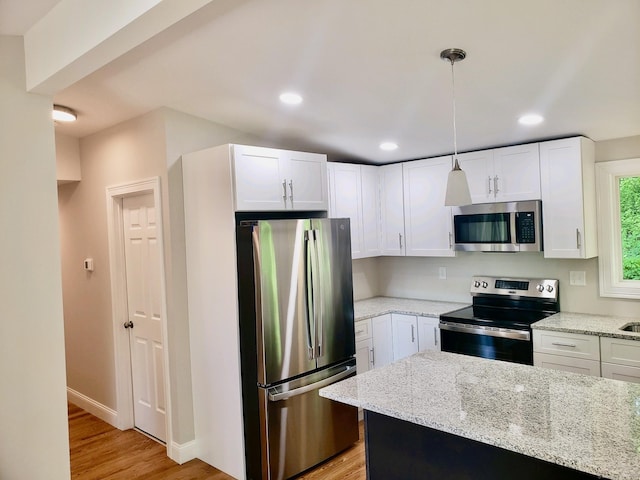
left=169, top=439, right=198, bottom=464
left=67, top=387, right=118, bottom=428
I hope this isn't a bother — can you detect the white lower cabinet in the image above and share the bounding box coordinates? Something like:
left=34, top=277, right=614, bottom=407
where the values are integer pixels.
left=371, top=314, right=394, bottom=369
left=533, top=330, right=601, bottom=377
left=417, top=316, right=441, bottom=352
left=354, top=318, right=373, bottom=374
left=601, top=336, right=640, bottom=384
left=392, top=313, right=419, bottom=361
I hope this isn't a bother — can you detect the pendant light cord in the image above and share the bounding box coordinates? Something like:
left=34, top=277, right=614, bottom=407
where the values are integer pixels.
left=450, top=58, right=459, bottom=165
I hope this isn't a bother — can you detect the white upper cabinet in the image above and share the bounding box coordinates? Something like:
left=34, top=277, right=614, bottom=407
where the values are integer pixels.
left=539, top=136, right=597, bottom=259
left=458, top=143, right=541, bottom=204
left=379, top=163, right=406, bottom=256
left=402, top=156, right=455, bottom=257
left=327, top=163, right=380, bottom=259
left=233, top=144, right=328, bottom=211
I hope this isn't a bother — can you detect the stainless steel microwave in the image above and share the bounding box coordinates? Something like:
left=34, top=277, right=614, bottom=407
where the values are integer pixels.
left=452, top=200, right=542, bottom=252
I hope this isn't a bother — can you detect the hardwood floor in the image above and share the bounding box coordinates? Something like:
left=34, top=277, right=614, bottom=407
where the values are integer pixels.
left=68, top=403, right=365, bottom=479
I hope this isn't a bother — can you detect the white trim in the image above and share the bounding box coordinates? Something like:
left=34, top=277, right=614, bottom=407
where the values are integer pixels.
left=106, top=177, right=175, bottom=458
left=169, top=440, right=198, bottom=464
left=67, top=387, right=118, bottom=428
left=596, top=158, right=640, bottom=299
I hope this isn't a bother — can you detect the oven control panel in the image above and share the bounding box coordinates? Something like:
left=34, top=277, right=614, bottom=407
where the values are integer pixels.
left=470, top=276, right=559, bottom=300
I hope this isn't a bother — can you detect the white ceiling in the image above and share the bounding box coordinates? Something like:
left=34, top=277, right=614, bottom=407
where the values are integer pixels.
left=5, top=0, right=640, bottom=163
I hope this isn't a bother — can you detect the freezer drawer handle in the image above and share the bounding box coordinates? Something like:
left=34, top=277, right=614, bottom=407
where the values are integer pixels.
left=267, top=365, right=356, bottom=402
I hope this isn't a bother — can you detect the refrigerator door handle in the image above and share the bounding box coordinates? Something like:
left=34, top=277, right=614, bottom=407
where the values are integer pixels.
left=267, top=365, right=356, bottom=402
left=312, top=229, right=323, bottom=358
left=304, top=230, right=315, bottom=360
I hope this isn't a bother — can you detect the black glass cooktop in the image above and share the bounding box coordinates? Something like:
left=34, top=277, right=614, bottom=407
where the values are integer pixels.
left=440, top=305, right=553, bottom=330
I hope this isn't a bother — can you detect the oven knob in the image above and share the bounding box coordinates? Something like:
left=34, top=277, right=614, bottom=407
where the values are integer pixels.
left=474, top=280, right=481, bottom=288
left=546, top=285, right=554, bottom=293
left=536, top=284, right=545, bottom=292
left=481, top=281, right=488, bottom=288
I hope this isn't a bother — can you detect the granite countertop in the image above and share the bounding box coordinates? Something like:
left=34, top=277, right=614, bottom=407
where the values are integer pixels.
left=533, top=312, right=640, bottom=340
left=354, top=296, right=468, bottom=321
left=320, top=350, right=640, bottom=480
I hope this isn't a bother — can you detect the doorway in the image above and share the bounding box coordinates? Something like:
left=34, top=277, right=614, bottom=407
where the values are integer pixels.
left=106, top=178, right=173, bottom=452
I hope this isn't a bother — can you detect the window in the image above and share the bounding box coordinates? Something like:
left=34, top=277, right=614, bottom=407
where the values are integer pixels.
left=596, top=158, right=640, bottom=298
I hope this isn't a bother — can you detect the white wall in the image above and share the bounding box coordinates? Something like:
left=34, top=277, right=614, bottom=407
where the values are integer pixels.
left=55, top=132, right=81, bottom=183
left=358, top=135, right=640, bottom=319
left=0, top=36, right=70, bottom=480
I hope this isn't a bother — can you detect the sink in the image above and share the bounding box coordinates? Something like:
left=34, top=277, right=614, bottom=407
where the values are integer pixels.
left=620, top=323, right=640, bottom=332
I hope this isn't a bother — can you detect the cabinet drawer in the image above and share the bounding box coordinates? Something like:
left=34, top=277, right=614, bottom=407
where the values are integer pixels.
left=534, top=353, right=601, bottom=377
left=354, top=319, right=372, bottom=341
left=600, top=336, right=640, bottom=367
left=601, top=362, right=640, bottom=383
left=533, top=330, right=600, bottom=360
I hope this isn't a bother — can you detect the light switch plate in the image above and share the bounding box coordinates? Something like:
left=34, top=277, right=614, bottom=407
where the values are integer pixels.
left=569, top=271, right=586, bottom=286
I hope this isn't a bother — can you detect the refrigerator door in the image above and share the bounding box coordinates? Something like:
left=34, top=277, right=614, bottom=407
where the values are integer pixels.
left=259, top=359, right=359, bottom=480
left=311, top=218, right=356, bottom=368
left=255, top=219, right=317, bottom=385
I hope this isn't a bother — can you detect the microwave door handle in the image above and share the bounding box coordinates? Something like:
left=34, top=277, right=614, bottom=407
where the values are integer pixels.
left=511, top=212, right=518, bottom=245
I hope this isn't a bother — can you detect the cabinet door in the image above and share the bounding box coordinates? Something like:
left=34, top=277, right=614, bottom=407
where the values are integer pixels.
left=493, top=143, right=541, bottom=202
left=233, top=145, right=287, bottom=211
left=417, top=316, right=440, bottom=352
left=379, top=164, right=405, bottom=255
left=403, top=157, right=454, bottom=257
left=540, top=137, right=597, bottom=259
left=328, top=163, right=363, bottom=258
left=285, top=150, right=328, bottom=211
left=457, top=150, right=494, bottom=203
left=355, top=338, right=373, bottom=374
left=360, top=165, right=382, bottom=257
left=371, top=314, right=394, bottom=369
left=533, top=353, right=601, bottom=376
left=602, top=362, right=640, bottom=383
left=391, top=313, right=418, bottom=361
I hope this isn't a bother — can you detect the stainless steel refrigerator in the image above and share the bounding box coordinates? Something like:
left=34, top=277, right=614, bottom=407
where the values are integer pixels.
left=236, top=217, right=359, bottom=480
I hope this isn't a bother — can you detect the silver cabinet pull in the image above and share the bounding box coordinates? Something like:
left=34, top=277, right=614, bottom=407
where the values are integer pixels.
left=288, top=180, right=294, bottom=203
left=434, top=326, right=438, bottom=346
left=399, top=233, right=403, bottom=249
left=411, top=324, right=415, bottom=343
left=282, top=179, right=287, bottom=202
left=551, top=342, right=577, bottom=348
left=487, top=176, right=492, bottom=194
left=371, top=347, right=375, bottom=367
left=576, top=228, right=581, bottom=248
left=448, top=232, right=453, bottom=248
left=493, top=176, right=499, bottom=196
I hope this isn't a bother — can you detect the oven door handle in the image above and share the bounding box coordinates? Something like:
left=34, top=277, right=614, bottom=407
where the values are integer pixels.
left=439, top=321, right=531, bottom=341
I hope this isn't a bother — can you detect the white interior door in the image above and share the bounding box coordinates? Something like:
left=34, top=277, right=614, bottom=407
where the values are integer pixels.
left=122, top=193, right=166, bottom=442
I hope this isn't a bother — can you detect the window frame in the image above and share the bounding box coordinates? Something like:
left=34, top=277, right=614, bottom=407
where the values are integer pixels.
left=596, top=158, right=640, bottom=299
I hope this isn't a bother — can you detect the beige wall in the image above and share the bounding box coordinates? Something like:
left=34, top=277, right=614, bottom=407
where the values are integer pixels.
left=56, top=132, right=81, bottom=183
left=359, top=135, right=640, bottom=318
left=58, top=108, right=261, bottom=446
left=0, top=36, right=70, bottom=479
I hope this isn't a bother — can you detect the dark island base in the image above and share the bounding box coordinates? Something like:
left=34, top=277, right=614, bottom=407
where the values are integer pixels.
left=364, top=410, right=605, bottom=480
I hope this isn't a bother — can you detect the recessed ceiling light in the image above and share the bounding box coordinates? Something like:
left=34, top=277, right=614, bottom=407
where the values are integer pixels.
left=518, top=114, right=544, bottom=126
left=52, top=104, right=77, bottom=122
left=279, top=92, right=303, bottom=105
left=379, top=142, right=398, bottom=151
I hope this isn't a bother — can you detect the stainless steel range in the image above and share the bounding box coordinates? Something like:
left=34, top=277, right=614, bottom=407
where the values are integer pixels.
left=439, top=276, right=559, bottom=365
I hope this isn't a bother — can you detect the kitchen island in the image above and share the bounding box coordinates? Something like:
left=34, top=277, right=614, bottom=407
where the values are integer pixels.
left=320, top=350, right=640, bottom=480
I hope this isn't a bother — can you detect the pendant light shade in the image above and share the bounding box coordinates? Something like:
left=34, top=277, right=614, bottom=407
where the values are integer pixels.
left=441, top=48, right=472, bottom=206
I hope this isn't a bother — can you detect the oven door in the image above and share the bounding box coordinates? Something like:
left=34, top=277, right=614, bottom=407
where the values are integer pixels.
left=439, top=321, right=533, bottom=365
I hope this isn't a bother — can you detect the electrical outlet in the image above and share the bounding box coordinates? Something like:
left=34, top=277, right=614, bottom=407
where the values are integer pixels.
left=569, top=271, right=586, bottom=286
left=439, top=267, right=447, bottom=280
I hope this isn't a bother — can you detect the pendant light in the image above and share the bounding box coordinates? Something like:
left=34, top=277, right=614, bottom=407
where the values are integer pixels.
left=441, top=48, right=472, bottom=206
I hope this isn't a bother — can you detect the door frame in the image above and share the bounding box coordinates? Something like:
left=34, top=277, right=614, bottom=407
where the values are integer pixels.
left=106, top=177, right=173, bottom=457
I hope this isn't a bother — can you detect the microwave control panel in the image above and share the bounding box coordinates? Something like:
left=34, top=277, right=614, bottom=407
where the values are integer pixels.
left=515, top=211, right=536, bottom=244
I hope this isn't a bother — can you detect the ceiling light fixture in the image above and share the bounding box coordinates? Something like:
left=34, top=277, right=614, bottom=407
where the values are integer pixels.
left=279, top=92, right=303, bottom=105
left=52, top=104, right=77, bottom=122
left=518, top=113, right=544, bottom=126
left=441, top=48, right=472, bottom=207
left=379, top=141, right=398, bottom=151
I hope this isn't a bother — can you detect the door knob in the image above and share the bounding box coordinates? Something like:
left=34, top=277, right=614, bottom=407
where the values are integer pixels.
left=123, top=321, right=134, bottom=329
